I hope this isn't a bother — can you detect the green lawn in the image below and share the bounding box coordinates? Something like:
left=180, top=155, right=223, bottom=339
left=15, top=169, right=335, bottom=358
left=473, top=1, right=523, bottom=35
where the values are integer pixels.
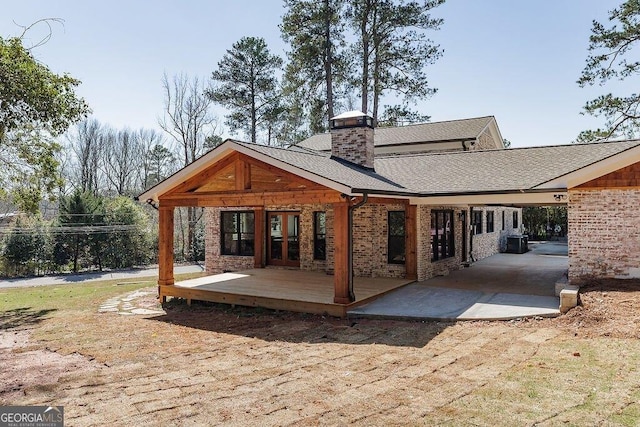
left=0, top=272, right=204, bottom=329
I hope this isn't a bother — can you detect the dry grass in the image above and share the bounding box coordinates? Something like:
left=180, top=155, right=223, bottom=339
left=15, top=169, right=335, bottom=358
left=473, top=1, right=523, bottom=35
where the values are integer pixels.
left=1, top=277, right=640, bottom=426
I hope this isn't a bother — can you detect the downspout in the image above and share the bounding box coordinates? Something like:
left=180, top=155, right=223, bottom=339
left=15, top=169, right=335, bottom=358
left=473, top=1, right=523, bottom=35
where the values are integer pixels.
left=145, top=198, right=159, bottom=211
left=469, top=207, right=475, bottom=262
left=348, top=193, right=368, bottom=301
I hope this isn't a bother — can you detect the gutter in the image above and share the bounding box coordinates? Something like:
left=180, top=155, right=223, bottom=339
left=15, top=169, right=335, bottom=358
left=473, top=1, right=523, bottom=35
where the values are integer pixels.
left=146, top=199, right=159, bottom=210
left=346, top=193, right=369, bottom=301
left=133, top=195, right=160, bottom=211
left=349, top=187, right=565, bottom=199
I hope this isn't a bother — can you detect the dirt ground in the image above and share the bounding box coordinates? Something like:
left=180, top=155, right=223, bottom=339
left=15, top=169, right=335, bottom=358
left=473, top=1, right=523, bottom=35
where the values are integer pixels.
left=1, top=279, right=640, bottom=426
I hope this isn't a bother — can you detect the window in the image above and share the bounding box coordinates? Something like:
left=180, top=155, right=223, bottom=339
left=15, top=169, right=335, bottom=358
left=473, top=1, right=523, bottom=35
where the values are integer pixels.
left=431, top=210, right=454, bottom=261
left=472, top=210, right=483, bottom=234
left=486, top=211, right=494, bottom=233
left=387, top=211, right=405, bottom=264
left=502, top=211, right=505, bottom=231
left=221, top=211, right=255, bottom=256
left=513, top=211, right=519, bottom=229
left=313, top=211, right=326, bottom=260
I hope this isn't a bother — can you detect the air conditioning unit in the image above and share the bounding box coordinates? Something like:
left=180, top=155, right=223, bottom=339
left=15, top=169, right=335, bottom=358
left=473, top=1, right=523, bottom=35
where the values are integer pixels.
left=506, top=235, right=528, bottom=254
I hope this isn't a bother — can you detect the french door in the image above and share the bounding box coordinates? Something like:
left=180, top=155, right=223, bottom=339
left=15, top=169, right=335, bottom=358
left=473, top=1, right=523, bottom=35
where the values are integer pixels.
left=267, top=212, right=300, bottom=267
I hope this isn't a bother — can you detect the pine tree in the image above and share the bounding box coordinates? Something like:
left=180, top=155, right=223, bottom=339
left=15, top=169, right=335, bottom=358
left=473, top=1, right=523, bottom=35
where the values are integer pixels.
left=56, top=190, right=104, bottom=272
left=281, top=0, right=347, bottom=133
left=578, top=0, right=640, bottom=141
left=208, top=37, right=283, bottom=143
left=348, top=0, right=444, bottom=123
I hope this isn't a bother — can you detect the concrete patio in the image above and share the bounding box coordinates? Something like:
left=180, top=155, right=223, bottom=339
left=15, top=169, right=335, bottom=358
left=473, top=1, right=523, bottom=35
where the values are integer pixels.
left=348, top=241, right=567, bottom=321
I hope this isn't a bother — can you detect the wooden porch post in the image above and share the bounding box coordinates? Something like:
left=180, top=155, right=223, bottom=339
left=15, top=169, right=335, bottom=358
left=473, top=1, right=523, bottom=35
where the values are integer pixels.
left=405, top=205, right=417, bottom=280
left=158, top=205, right=174, bottom=303
left=333, top=202, right=352, bottom=304
left=254, top=207, right=264, bottom=268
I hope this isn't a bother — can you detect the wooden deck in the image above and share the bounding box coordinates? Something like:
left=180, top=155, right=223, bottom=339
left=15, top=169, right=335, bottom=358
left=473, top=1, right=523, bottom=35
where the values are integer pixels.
left=163, top=268, right=414, bottom=317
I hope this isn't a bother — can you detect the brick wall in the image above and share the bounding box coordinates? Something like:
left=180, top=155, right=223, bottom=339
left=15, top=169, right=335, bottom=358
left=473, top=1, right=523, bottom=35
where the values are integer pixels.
left=352, top=204, right=406, bottom=278
left=568, top=189, right=640, bottom=283
left=205, top=203, right=520, bottom=280
left=296, top=204, right=334, bottom=272
left=205, top=204, right=335, bottom=275
left=416, top=205, right=465, bottom=280
left=471, top=207, right=522, bottom=260
left=205, top=203, right=411, bottom=279
left=204, top=207, right=255, bottom=274
left=330, top=126, right=374, bottom=169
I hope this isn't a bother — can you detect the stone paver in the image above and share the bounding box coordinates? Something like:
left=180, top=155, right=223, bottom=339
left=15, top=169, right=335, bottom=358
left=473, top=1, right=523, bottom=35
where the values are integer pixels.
left=98, top=288, right=164, bottom=316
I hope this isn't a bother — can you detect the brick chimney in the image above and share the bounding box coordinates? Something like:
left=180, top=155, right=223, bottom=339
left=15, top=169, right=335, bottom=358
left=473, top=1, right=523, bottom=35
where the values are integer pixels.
left=330, top=111, right=375, bottom=170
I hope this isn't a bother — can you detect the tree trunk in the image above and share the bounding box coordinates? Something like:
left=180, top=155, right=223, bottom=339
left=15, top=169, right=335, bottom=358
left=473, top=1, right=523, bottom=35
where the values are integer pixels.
left=73, top=235, right=79, bottom=273
left=177, top=208, right=186, bottom=261
left=371, top=4, right=381, bottom=125
left=251, top=64, right=257, bottom=143
left=360, top=1, right=371, bottom=114
left=324, top=0, right=334, bottom=122
left=187, top=206, right=197, bottom=261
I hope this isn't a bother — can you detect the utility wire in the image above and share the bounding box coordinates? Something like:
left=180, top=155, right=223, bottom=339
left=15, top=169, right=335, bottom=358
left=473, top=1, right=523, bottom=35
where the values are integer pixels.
left=0, top=225, right=141, bottom=235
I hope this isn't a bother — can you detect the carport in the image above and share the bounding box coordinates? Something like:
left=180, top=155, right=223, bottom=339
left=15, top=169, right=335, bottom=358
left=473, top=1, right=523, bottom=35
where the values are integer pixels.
left=349, top=241, right=568, bottom=320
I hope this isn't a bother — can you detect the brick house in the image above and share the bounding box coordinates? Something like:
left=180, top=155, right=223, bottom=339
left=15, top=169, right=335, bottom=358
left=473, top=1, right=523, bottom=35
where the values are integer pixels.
left=138, top=111, right=640, bottom=314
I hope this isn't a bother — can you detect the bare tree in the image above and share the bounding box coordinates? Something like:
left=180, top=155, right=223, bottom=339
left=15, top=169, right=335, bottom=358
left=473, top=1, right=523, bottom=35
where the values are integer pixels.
left=66, top=118, right=102, bottom=195
left=100, top=127, right=139, bottom=196
left=159, top=73, right=217, bottom=165
left=136, top=129, right=170, bottom=192
left=159, top=73, right=218, bottom=261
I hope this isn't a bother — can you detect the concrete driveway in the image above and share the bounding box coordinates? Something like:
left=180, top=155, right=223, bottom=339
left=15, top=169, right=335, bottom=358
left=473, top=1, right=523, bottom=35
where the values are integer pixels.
left=349, top=241, right=567, bottom=321
left=0, top=264, right=205, bottom=289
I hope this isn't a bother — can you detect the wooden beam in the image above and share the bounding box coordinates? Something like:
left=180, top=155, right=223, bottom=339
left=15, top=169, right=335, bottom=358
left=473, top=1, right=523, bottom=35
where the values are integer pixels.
left=160, top=189, right=345, bottom=208
left=254, top=208, right=264, bottom=268
left=405, top=205, right=417, bottom=280
left=241, top=153, right=323, bottom=189
left=167, top=152, right=239, bottom=194
left=160, top=285, right=349, bottom=318
left=236, top=159, right=251, bottom=190
left=159, top=197, right=199, bottom=207
left=333, top=203, right=352, bottom=304
left=158, top=206, right=175, bottom=302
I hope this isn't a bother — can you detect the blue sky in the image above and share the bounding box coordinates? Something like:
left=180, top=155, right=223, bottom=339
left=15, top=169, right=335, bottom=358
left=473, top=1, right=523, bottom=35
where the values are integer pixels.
left=1, top=0, right=627, bottom=147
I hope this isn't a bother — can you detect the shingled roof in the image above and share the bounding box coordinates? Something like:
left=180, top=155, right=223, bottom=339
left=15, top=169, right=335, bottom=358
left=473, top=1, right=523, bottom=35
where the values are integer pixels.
left=234, top=141, right=410, bottom=194
left=234, top=139, right=640, bottom=195
left=296, top=116, right=495, bottom=151
left=374, top=140, right=640, bottom=195
left=139, top=138, right=640, bottom=203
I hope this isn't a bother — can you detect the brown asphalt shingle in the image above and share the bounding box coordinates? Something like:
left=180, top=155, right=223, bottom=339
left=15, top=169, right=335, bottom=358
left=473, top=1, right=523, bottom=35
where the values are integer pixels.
left=375, top=140, right=640, bottom=194
left=237, top=139, right=640, bottom=195
left=296, top=116, right=495, bottom=151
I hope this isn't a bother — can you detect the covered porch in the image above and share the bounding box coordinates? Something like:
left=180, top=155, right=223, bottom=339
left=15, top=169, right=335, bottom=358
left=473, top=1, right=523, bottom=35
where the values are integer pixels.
left=144, top=145, right=418, bottom=315
left=165, top=268, right=414, bottom=317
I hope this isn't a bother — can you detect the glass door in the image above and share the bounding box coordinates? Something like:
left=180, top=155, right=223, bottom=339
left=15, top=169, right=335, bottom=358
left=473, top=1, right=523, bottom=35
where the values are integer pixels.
left=268, top=212, right=300, bottom=267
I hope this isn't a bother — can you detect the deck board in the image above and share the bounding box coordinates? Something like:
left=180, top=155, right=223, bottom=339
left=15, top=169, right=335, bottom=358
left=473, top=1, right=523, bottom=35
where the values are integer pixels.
left=167, top=268, right=413, bottom=317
